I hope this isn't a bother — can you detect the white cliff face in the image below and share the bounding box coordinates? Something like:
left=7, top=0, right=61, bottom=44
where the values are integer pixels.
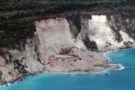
left=35, top=18, right=86, bottom=64
left=0, top=14, right=135, bottom=84
left=0, top=56, right=5, bottom=65
left=86, top=15, right=134, bottom=50
left=35, top=18, right=75, bottom=53
left=35, top=18, right=74, bottom=64
left=0, top=38, right=44, bottom=83
left=119, top=30, right=134, bottom=43
left=0, top=66, right=19, bottom=82
left=24, top=41, right=44, bottom=72
left=35, top=15, right=135, bottom=68
left=34, top=16, right=122, bottom=73
left=88, top=15, right=123, bottom=50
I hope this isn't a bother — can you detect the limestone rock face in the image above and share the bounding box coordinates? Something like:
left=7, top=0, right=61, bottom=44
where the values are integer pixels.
left=35, top=15, right=135, bottom=57
left=0, top=14, right=135, bottom=84
left=35, top=17, right=86, bottom=65
left=0, top=56, right=5, bottom=65
left=35, top=18, right=76, bottom=63
left=0, top=38, right=44, bottom=84
left=119, top=30, right=134, bottom=43
left=34, top=14, right=135, bottom=73
left=88, top=15, right=121, bottom=50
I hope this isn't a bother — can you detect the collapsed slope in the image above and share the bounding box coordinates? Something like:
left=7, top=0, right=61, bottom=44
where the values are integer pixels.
left=0, top=13, right=135, bottom=84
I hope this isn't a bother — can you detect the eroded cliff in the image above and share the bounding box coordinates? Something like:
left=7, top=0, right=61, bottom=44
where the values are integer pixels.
left=0, top=13, right=135, bottom=84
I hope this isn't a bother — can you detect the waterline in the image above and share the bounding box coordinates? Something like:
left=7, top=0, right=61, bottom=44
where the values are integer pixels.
left=1, top=48, right=135, bottom=90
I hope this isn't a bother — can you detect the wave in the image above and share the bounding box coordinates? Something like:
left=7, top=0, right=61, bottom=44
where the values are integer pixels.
left=118, top=63, right=125, bottom=70
left=114, top=63, right=125, bottom=70
left=93, top=69, right=110, bottom=75
left=103, top=52, right=125, bottom=71
left=0, top=82, right=11, bottom=87
left=93, top=63, right=125, bottom=76
left=103, top=53, right=113, bottom=62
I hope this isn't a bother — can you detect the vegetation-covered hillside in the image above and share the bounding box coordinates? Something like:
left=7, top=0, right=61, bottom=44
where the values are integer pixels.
left=0, top=0, right=135, bottom=47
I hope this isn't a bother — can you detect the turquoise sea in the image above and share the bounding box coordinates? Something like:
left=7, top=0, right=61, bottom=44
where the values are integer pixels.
left=1, top=48, right=135, bottom=90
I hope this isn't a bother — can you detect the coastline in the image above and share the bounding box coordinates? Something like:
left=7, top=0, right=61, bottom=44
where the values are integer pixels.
left=0, top=73, right=36, bottom=86
left=0, top=48, right=127, bottom=86
left=104, top=49, right=125, bottom=70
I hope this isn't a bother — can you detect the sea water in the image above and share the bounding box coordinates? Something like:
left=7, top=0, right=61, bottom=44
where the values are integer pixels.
left=1, top=48, right=135, bottom=90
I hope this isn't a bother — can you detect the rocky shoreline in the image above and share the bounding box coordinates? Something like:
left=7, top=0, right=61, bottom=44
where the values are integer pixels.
left=0, top=43, right=131, bottom=85
left=0, top=72, right=39, bottom=86
left=0, top=48, right=122, bottom=86
left=1, top=14, right=135, bottom=85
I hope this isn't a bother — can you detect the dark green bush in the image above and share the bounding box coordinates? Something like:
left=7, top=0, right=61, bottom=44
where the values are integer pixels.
left=0, top=71, right=2, bottom=80
left=83, top=36, right=98, bottom=51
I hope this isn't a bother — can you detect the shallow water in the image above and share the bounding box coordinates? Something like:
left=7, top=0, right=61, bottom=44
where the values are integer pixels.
left=1, top=48, right=135, bottom=90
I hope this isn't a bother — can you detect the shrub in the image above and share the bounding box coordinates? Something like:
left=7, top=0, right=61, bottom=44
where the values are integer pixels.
left=83, top=36, right=98, bottom=51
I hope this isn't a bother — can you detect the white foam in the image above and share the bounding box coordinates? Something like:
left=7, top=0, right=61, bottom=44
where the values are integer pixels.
left=93, top=69, right=110, bottom=75
left=103, top=51, right=125, bottom=71
left=103, top=52, right=112, bottom=62
left=110, top=63, right=125, bottom=70
left=0, top=82, right=11, bottom=87
left=118, top=63, right=125, bottom=70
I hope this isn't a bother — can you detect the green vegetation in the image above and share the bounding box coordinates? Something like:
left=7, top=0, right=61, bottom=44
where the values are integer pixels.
left=108, top=8, right=135, bottom=42
left=13, top=60, right=27, bottom=74
left=0, top=71, right=2, bottom=80
left=66, top=14, right=81, bottom=38
left=0, top=20, right=34, bottom=47
left=1, top=0, right=135, bottom=47
left=83, top=36, right=98, bottom=51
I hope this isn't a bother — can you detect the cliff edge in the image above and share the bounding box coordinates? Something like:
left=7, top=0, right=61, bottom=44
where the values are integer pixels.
left=0, top=13, right=135, bottom=84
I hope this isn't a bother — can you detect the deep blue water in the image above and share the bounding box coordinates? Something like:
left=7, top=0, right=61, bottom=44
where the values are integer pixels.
left=1, top=48, right=135, bottom=90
